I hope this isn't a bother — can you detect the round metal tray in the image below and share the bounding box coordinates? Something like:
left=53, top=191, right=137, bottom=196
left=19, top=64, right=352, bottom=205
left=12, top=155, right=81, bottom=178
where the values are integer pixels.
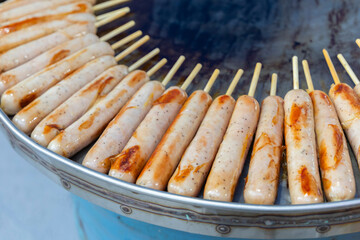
left=2, top=0, right=360, bottom=239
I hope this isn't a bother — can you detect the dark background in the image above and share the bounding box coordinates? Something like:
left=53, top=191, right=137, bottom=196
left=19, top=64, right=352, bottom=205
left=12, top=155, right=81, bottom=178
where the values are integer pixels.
left=99, top=0, right=360, bottom=100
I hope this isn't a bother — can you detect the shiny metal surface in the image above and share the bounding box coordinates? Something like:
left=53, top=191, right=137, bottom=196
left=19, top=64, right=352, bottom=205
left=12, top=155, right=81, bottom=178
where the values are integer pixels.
left=2, top=0, right=360, bottom=238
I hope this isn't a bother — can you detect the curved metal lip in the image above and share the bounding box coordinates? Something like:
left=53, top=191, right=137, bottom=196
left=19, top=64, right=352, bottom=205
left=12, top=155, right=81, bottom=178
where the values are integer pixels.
left=1, top=109, right=359, bottom=215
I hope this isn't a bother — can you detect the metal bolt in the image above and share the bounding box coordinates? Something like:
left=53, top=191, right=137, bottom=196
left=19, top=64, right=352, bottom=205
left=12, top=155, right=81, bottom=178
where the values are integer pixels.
left=216, top=224, right=231, bottom=234
left=316, top=225, right=331, bottom=233
left=61, top=179, right=71, bottom=190
left=120, top=205, right=132, bottom=215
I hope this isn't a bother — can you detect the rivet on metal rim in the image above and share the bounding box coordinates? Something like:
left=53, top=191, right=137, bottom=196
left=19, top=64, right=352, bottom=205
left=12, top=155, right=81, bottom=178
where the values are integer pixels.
left=316, top=225, right=331, bottom=233
left=61, top=178, right=71, bottom=190
left=216, top=225, right=231, bottom=234
left=120, top=205, right=132, bottom=215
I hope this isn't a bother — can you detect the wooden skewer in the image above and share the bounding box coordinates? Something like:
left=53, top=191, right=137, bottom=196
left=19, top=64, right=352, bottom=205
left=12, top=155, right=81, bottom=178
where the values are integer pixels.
left=95, top=7, right=129, bottom=21
left=162, top=56, right=185, bottom=87
left=115, top=35, right=149, bottom=62
left=226, top=69, right=244, bottom=96
left=248, top=62, right=262, bottom=97
left=204, top=69, right=220, bottom=93
left=356, top=39, right=360, bottom=48
left=100, top=20, right=135, bottom=42
left=181, top=63, right=202, bottom=90
left=93, top=0, right=130, bottom=12
left=128, top=48, right=160, bottom=72
left=292, top=56, right=299, bottom=90
left=95, top=7, right=130, bottom=28
left=337, top=53, right=360, bottom=85
left=302, top=60, right=314, bottom=92
left=323, top=49, right=341, bottom=84
left=111, top=30, right=142, bottom=50
left=147, top=58, right=167, bottom=77
left=270, top=73, right=278, bottom=96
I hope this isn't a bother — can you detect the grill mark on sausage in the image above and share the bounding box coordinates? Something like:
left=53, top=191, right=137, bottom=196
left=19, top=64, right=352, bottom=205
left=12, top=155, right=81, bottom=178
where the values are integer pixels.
left=288, top=103, right=308, bottom=146
left=322, top=177, right=332, bottom=190
left=319, top=124, right=344, bottom=171
left=105, top=89, right=127, bottom=108
left=332, top=83, right=360, bottom=109
left=0, top=74, right=16, bottom=85
left=47, top=49, right=71, bottom=66
left=153, top=88, right=183, bottom=107
left=78, top=110, right=100, bottom=130
left=172, top=165, right=194, bottom=182
left=0, top=3, right=89, bottom=35
left=20, top=92, right=38, bottom=108
left=127, top=71, right=146, bottom=87
left=43, top=124, right=62, bottom=134
left=109, top=145, right=141, bottom=173
left=299, top=166, right=319, bottom=196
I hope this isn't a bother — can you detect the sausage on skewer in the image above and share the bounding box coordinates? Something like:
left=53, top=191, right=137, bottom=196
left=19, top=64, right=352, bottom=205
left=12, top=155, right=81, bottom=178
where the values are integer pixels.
left=168, top=69, right=242, bottom=197
left=30, top=40, right=153, bottom=147
left=303, top=59, right=355, bottom=202
left=337, top=52, right=360, bottom=98
left=108, top=56, right=189, bottom=182
left=136, top=66, right=216, bottom=190
left=203, top=63, right=262, bottom=202
left=83, top=57, right=167, bottom=173
left=244, top=73, right=284, bottom=205
left=284, top=56, right=323, bottom=204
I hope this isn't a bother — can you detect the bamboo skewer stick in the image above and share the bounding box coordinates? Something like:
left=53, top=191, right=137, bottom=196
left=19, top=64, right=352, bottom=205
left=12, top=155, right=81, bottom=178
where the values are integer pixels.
left=115, top=35, right=149, bottom=62
left=337, top=53, right=360, bottom=86
left=204, top=69, right=219, bottom=93
left=128, top=48, right=160, bottom=72
left=147, top=58, right=167, bottom=77
left=225, top=69, right=244, bottom=96
left=248, top=62, right=262, bottom=97
left=181, top=63, right=202, bottom=90
left=95, top=7, right=129, bottom=21
left=270, top=73, right=278, bottom=96
left=323, top=49, right=341, bottom=84
left=95, top=7, right=130, bottom=28
left=111, top=30, right=142, bottom=50
left=100, top=20, right=135, bottom=41
left=356, top=39, right=360, bottom=48
left=302, top=60, right=314, bottom=92
left=292, top=56, right=299, bottom=90
left=161, top=56, right=186, bottom=87
left=93, top=0, right=130, bottom=12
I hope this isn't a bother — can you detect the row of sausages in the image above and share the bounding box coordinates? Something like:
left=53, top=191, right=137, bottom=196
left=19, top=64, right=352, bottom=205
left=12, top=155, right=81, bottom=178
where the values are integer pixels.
left=1, top=0, right=359, bottom=205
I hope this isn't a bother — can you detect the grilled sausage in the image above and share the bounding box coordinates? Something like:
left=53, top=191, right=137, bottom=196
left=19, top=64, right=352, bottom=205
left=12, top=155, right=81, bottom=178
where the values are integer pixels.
left=0, top=33, right=99, bottom=95
left=0, top=21, right=95, bottom=73
left=47, top=70, right=148, bottom=158
left=0, top=2, right=92, bottom=31
left=31, top=65, right=128, bottom=147
left=203, top=95, right=260, bottom=202
left=83, top=81, right=165, bottom=173
left=329, top=83, right=360, bottom=170
left=13, top=55, right=116, bottom=135
left=136, top=90, right=212, bottom=190
left=284, top=89, right=323, bottom=204
left=1, top=41, right=114, bottom=115
left=310, top=90, right=355, bottom=201
left=243, top=96, right=284, bottom=205
left=0, top=0, right=95, bottom=22
left=0, top=13, right=94, bottom=52
left=167, top=95, right=235, bottom=197
left=109, top=87, right=187, bottom=183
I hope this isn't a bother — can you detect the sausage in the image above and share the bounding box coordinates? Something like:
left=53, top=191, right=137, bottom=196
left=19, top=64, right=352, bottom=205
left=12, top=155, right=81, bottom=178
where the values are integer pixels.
left=108, top=87, right=187, bottom=183
left=243, top=96, right=284, bottom=205
left=0, top=0, right=48, bottom=13
left=0, top=0, right=95, bottom=22
left=284, top=89, right=323, bottom=204
left=13, top=55, right=116, bottom=135
left=47, top=70, right=148, bottom=158
left=0, top=13, right=94, bottom=52
left=31, top=65, right=129, bottom=147
left=310, top=90, right=355, bottom=201
left=0, top=21, right=95, bottom=73
left=0, top=33, right=99, bottom=95
left=0, top=2, right=92, bottom=31
left=1, top=41, right=114, bottom=115
left=136, top=90, right=212, bottom=190
left=329, top=83, right=360, bottom=170
left=83, top=81, right=165, bottom=173
left=203, top=95, right=260, bottom=202
left=167, top=95, right=235, bottom=197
